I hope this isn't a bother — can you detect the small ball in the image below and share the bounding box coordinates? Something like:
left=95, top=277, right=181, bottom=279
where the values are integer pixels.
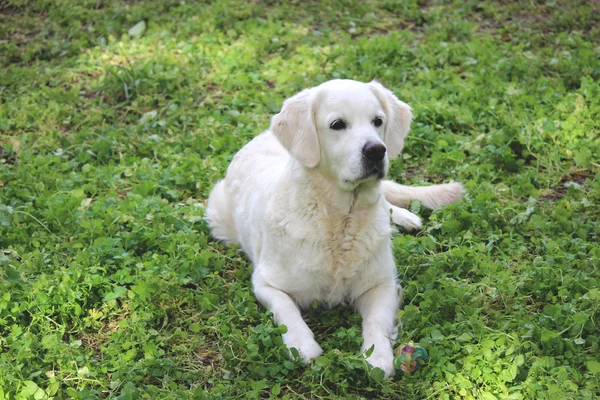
left=394, top=341, right=428, bottom=375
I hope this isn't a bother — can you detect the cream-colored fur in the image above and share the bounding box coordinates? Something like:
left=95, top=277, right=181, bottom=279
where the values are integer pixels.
left=206, top=79, right=463, bottom=377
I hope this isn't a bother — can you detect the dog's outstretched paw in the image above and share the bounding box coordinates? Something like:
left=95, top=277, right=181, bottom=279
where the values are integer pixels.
left=390, top=206, right=422, bottom=231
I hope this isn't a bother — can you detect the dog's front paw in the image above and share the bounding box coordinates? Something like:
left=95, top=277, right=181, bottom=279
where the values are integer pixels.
left=283, top=332, right=323, bottom=364
left=390, top=207, right=422, bottom=231
left=365, top=347, right=395, bottom=378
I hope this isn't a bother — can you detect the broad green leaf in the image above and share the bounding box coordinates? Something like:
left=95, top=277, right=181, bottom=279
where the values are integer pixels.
left=315, top=356, right=329, bottom=367
left=573, top=312, right=588, bottom=325
left=586, top=360, right=600, bottom=375
left=515, top=354, right=525, bottom=366
left=541, top=329, right=558, bottom=342
left=430, top=329, right=444, bottom=342
left=480, top=392, right=497, bottom=400
left=456, top=333, right=472, bottom=342
left=271, top=383, right=281, bottom=395
left=370, top=367, right=385, bottom=383
left=128, top=21, right=146, bottom=38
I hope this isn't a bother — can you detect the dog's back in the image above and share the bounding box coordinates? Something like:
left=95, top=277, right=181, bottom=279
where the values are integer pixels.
left=206, top=132, right=289, bottom=246
left=205, top=180, right=237, bottom=244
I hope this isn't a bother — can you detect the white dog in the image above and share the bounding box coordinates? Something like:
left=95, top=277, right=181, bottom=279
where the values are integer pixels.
left=206, top=79, right=462, bottom=377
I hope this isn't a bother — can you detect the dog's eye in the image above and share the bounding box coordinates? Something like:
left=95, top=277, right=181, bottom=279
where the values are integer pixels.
left=330, top=119, right=347, bottom=131
left=372, top=117, right=383, bottom=128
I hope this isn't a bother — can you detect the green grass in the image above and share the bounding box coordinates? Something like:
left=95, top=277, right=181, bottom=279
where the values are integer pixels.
left=1, top=0, right=599, bottom=398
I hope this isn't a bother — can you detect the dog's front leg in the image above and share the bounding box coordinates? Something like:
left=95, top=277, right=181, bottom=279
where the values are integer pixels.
left=355, top=283, right=399, bottom=377
left=252, top=273, right=323, bottom=363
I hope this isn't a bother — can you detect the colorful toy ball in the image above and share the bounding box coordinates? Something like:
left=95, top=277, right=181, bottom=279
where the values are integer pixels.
left=394, top=341, right=428, bottom=375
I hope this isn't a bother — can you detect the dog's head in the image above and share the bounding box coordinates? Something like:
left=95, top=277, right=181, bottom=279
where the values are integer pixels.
left=271, top=79, right=412, bottom=191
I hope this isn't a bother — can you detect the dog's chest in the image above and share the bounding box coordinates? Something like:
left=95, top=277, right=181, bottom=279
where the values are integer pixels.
left=273, top=202, right=388, bottom=278
left=320, top=213, right=377, bottom=276
left=274, top=206, right=391, bottom=307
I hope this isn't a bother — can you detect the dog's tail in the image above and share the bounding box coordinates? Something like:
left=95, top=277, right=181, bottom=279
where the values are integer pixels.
left=206, top=180, right=239, bottom=245
left=381, top=180, right=464, bottom=210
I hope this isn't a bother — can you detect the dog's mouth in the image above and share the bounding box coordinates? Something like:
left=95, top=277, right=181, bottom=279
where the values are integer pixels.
left=341, top=162, right=387, bottom=189
left=359, top=154, right=387, bottom=180
left=360, top=163, right=386, bottom=180
left=343, top=167, right=385, bottom=187
left=363, top=166, right=385, bottom=179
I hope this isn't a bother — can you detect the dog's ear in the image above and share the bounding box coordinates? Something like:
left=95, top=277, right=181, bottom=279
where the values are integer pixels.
left=270, top=89, right=320, bottom=168
left=368, top=81, right=412, bottom=158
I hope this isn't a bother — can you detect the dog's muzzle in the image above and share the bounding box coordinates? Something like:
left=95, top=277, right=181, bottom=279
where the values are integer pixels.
left=361, top=141, right=386, bottom=179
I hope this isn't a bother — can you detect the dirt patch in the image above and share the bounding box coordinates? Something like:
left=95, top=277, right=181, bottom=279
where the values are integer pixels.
left=538, top=171, right=592, bottom=202
left=0, top=143, right=18, bottom=165
left=0, top=3, right=19, bottom=17
left=475, top=0, right=600, bottom=37
left=79, top=332, right=108, bottom=358
left=402, top=166, right=420, bottom=181
left=194, top=349, right=220, bottom=371
left=77, top=304, right=132, bottom=356
left=399, top=165, right=448, bottom=185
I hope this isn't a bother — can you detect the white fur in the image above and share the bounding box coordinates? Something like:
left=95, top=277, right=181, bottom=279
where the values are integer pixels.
left=206, top=79, right=463, bottom=377
left=382, top=180, right=464, bottom=211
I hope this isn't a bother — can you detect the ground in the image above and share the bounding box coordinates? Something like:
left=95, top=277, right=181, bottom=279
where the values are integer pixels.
left=0, top=0, right=599, bottom=399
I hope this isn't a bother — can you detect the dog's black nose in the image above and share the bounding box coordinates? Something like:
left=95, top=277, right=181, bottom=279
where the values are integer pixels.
left=362, top=142, right=386, bottom=162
